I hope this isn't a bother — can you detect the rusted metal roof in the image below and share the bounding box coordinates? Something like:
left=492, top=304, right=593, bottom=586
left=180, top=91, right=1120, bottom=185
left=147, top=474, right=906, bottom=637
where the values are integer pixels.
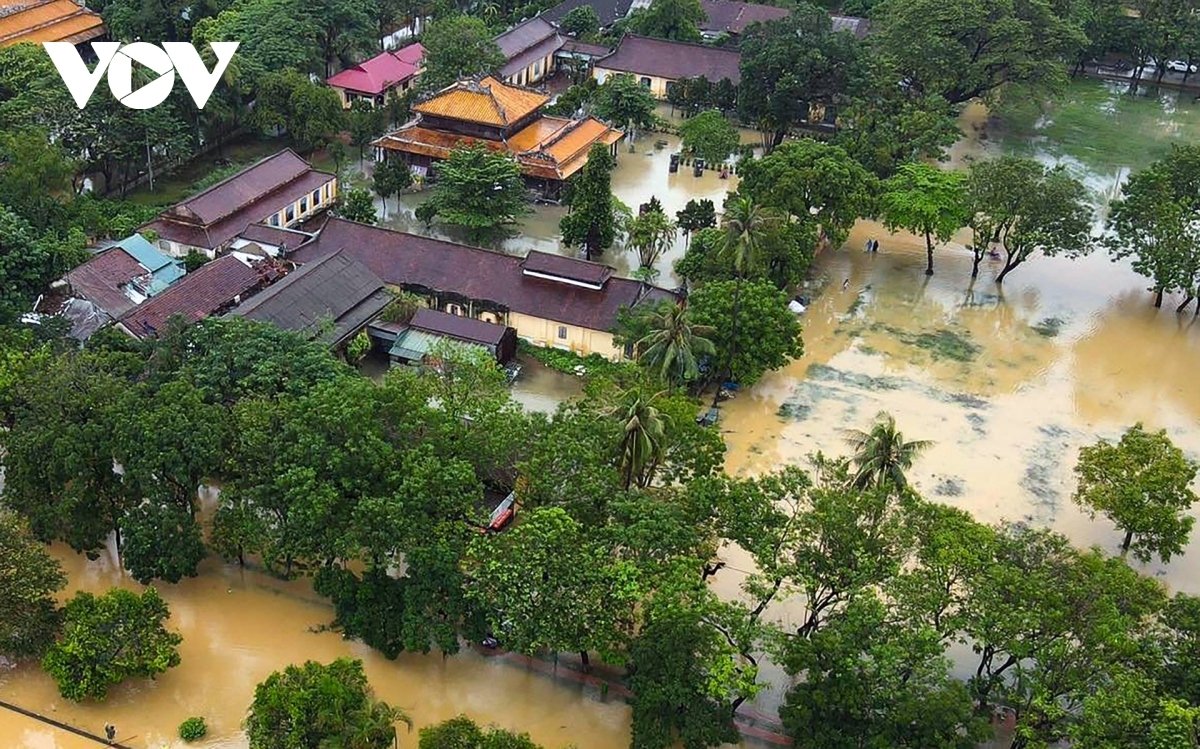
left=414, top=77, right=548, bottom=127
left=0, top=0, right=105, bottom=46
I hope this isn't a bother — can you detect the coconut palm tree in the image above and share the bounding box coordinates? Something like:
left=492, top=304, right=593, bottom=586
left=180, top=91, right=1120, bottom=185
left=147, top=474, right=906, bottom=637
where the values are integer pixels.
left=843, top=411, right=932, bottom=491
left=607, top=387, right=670, bottom=490
left=636, top=303, right=716, bottom=388
left=710, top=194, right=778, bottom=406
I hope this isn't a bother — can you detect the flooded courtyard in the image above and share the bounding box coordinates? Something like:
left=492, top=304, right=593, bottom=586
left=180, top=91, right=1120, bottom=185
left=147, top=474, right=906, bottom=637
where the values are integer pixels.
left=4, top=80, right=1200, bottom=748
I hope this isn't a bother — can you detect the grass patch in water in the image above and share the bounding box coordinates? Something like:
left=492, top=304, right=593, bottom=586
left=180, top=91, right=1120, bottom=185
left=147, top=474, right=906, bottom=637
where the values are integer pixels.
left=1031, top=317, right=1065, bottom=338
left=991, top=78, right=1200, bottom=174
left=934, top=476, right=966, bottom=497
left=910, top=329, right=981, bottom=362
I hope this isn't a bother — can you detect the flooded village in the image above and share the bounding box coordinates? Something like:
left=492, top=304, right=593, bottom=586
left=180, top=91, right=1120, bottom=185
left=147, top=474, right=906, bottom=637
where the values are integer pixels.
left=2, top=0, right=1200, bottom=744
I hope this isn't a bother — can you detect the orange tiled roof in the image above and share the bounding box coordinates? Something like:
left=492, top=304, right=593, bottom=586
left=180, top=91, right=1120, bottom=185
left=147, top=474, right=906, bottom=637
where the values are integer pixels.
left=413, top=76, right=548, bottom=127
left=0, top=0, right=106, bottom=46
left=376, top=114, right=622, bottom=181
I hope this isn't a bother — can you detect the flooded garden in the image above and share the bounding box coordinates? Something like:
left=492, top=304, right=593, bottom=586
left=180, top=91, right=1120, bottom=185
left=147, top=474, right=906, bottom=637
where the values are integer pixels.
left=4, top=78, right=1200, bottom=748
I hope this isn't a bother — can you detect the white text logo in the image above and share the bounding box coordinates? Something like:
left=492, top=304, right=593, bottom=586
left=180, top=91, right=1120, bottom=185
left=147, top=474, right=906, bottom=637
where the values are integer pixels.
left=43, top=42, right=239, bottom=110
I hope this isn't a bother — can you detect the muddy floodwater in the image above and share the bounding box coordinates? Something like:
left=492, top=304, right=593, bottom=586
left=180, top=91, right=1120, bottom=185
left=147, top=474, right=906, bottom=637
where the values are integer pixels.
left=6, top=83, right=1200, bottom=748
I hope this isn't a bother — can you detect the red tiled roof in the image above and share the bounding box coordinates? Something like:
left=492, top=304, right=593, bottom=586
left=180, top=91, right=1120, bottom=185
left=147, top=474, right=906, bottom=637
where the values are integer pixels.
left=327, top=42, right=425, bottom=96
left=64, top=248, right=146, bottom=318
left=699, top=0, right=788, bottom=34
left=293, top=218, right=675, bottom=332
left=596, top=34, right=741, bottom=84
left=168, top=150, right=311, bottom=225
left=120, top=255, right=269, bottom=337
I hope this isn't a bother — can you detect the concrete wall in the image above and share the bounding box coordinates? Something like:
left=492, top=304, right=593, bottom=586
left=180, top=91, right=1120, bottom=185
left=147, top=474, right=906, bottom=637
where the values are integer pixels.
left=593, top=67, right=671, bottom=99
left=509, top=311, right=624, bottom=359
left=505, top=54, right=555, bottom=87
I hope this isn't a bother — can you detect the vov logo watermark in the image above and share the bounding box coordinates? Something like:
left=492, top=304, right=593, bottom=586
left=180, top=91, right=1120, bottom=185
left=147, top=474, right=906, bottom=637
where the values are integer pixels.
left=43, top=42, right=239, bottom=110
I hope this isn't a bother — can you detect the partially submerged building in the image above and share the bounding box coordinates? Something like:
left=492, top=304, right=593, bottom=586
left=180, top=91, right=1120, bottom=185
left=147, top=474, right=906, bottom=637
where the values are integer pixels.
left=495, top=17, right=562, bottom=87
left=384, top=307, right=519, bottom=365
left=373, top=76, right=621, bottom=198
left=293, top=218, right=675, bottom=360
left=593, top=35, right=741, bottom=98
left=141, top=149, right=337, bottom=259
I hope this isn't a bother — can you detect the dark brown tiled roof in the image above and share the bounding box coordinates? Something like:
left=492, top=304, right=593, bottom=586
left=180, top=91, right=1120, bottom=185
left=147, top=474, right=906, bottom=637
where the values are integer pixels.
left=237, top=223, right=315, bottom=251
left=560, top=40, right=613, bottom=57
left=64, top=248, right=146, bottom=319
left=293, top=218, right=674, bottom=332
left=521, top=251, right=613, bottom=287
left=542, top=0, right=633, bottom=27
left=229, top=249, right=390, bottom=345
left=501, top=33, right=565, bottom=78
left=596, top=35, right=741, bottom=84
left=145, top=170, right=334, bottom=251
left=411, top=308, right=509, bottom=346
left=496, top=16, right=559, bottom=59
left=120, top=255, right=270, bottom=338
left=699, top=0, right=788, bottom=34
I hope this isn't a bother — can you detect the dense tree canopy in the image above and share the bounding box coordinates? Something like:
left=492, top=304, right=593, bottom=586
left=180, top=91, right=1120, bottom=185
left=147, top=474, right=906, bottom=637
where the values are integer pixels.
left=416, top=143, right=528, bottom=241
left=879, top=163, right=970, bottom=275
left=0, top=511, right=65, bottom=660
left=420, top=15, right=506, bottom=91
left=560, top=144, right=621, bottom=260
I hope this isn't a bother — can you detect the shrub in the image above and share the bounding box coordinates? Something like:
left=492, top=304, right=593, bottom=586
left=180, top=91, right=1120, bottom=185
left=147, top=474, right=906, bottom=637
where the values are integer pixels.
left=179, top=716, right=208, bottom=742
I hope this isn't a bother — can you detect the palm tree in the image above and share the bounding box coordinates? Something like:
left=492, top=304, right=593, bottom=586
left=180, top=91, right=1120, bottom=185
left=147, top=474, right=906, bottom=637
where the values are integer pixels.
left=627, top=209, right=677, bottom=273
left=711, top=194, right=778, bottom=406
left=330, top=702, right=412, bottom=749
left=636, top=303, right=716, bottom=388
left=843, top=411, right=932, bottom=491
left=607, top=388, right=670, bottom=490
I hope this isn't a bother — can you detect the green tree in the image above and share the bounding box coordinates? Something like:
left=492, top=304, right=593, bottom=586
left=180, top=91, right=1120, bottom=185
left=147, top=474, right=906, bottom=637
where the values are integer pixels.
left=121, top=503, right=208, bottom=584
left=738, top=139, right=874, bottom=249
left=965, top=156, right=1093, bottom=283
left=1149, top=593, right=1200, bottom=706
left=679, top=111, right=740, bottom=166
left=608, top=386, right=671, bottom=490
left=627, top=206, right=677, bottom=276
left=0, top=510, right=66, bottom=660
left=879, top=163, right=969, bottom=276
left=246, top=658, right=410, bottom=749
left=629, top=0, right=705, bottom=41
left=635, top=303, right=717, bottom=387
left=419, top=15, right=506, bottom=91
left=42, top=588, right=183, bottom=701
left=843, top=411, right=932, bottom=491
left=675, top=222, right=816, bottom=290
left=1073, top=423, right=1199, bottom=562
left=872, top=0, right=1087, bottom=104
left=464, top=507, right=640, bottom=666
left=689, top=278, right=803, bottom=390
left=372, top=158, right=413, bottom=220
left=338, top=187, right=379, bottom=224
left=738, top=9, right=863, bottom=151
left=781, top=594, right=990, bottom=749
left=415, top=143, right=528, bottom=241
left=420, top=717, right=547, bottom=749
left=560, top=144, right=620, bottom=260
left=252, top=69, right=346, bottom=152
left=347, top=100, right=386, bottom=167
left=1106, top=145, right=1200, bottom=310
left=675, top=199, right=717, bottom=247
left=559, top=5, right=600, bottom=36
left=593, top=74, right=658, bottom=133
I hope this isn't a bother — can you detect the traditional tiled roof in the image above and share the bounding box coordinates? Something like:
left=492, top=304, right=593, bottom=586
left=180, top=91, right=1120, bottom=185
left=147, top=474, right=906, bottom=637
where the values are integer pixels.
left=0, top=0, right=105, bottom=46
left=236, top=223, right=315, bottom=252
left=141, top=150, right=335, bottom=250
left=830, top=14, right=870, bottom=38
left=496, top=17, right=558, bottom=59
left=410, top=307, right=510, bottom=346
left=522, top=250, right=613, bottom=287
left=698, top=0, right=787, bottom=34
left=64, top=248, right=146, bottom=319
left=326, top=42, right=424, bottom=96
left=229, top=249, right=390, bottom=344
left=414, top=76, right=548, bottom=127
left=375, top=115, right=621, bottom=181
left=121, top=255, right=274, bottom=338
left=596, top=34, right=741, bottom=84
left=500, top=32, right=564, bottom=79
left=559, top=40, right=613, bottom=57
left=293, top=218, right=675, bottom=333
left=542, top=0, right=633, bottom=27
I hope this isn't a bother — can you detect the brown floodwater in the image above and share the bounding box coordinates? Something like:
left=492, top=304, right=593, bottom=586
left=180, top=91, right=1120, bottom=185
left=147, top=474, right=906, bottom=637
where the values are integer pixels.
left=7, top=103, right=1200, bottom=747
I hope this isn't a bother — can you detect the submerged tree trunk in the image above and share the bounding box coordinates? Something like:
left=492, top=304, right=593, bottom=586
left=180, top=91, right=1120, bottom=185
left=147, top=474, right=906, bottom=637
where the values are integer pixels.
left=996, top=254, right=1020, bottom=284
left=580, top=650, right=590, bottom=670
left=1122, top=529, right=1134, bottom=553
left=1155, top=286, right=1165, bottom=308
left=1177, top=294, right=1194, bottom=313
left=971, top=249, right=983, bottom=278
left=712, top=277, right=743, bottom=408
left=924, top=230, right=935, bottom=275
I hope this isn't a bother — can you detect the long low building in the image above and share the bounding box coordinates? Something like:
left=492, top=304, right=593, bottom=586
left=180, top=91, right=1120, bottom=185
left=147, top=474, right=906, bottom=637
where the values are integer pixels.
left=593, top=34, right=741, bottom=99
left=292, top=218, right=676, bottom=360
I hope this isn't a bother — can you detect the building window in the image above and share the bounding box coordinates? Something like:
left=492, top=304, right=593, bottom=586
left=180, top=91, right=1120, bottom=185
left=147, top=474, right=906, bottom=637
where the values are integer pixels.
left=300, top=197, right=308, bottom=213
left=447, top=303, right=463, bottom=316
left=285, top=205, right=295, bottom=223
left=269, top=213, right=280, bottom=227
left=312, top=189, right=321, bottom=206
left=640, top=77, right=651, bottom=88
left=557, top=325, right=567, bottom=340
left=533, top=60, right=543, bottom=78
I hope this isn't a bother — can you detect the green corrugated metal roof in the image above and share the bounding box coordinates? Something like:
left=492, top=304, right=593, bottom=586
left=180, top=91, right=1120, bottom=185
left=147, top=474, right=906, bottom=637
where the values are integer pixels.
left=389, top=328, right=488, bottom=361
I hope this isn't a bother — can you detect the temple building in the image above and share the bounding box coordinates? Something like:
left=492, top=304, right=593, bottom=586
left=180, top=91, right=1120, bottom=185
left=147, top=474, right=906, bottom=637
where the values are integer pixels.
left=373, top=76, right=622, bottom=199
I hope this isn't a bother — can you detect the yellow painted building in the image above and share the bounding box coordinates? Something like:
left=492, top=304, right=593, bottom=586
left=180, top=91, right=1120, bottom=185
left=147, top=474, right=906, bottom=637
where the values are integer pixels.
left=593, top=34, right=741, bottom=100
